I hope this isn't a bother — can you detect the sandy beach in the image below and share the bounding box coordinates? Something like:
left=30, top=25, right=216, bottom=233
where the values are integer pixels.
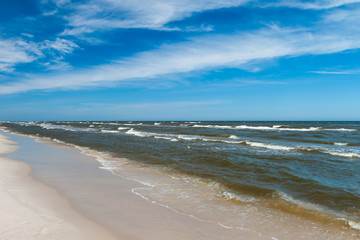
left=0, top=134, right=117, bottom=240
left=0, top=131, right=270, bottom=240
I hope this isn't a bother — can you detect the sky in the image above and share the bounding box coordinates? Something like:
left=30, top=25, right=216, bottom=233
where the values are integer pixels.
left=0, top=0, right=359, bottom=121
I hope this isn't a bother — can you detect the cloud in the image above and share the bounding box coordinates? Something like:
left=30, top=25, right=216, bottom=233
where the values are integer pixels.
left=0, top=37, right=78, bottom=73
left=2, top=17, right=360, bottom=94
left=310, top=70, right=358, bottom=74
left=40, top=38, right=78, bottom=55
left=2, top=1, right=360, bottom=92
left=0, top=39, right=41, bottom=72
left=59, top=0, right=250, bottom=35
left=265, top=0, right=360, bottom=9
left=57, top=0, right=360, bottom=36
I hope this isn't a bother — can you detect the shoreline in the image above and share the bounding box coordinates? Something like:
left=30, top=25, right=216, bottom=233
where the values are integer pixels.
left=0, top=130, right=267, bottom=240
left=0, top=134, right=118, bottom=240
left=1, top=129, right=359, bottom=239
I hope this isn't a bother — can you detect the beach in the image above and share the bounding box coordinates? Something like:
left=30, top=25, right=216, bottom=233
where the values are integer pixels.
left=1, top=121, right=359, bottom=239
left=0, top=131, right=270, bottom=240
left=1, top=121, right=360, bottom=240
left=0, top=134, right=117, bottom=240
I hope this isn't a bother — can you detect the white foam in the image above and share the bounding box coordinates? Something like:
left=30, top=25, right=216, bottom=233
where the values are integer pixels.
left=177, top=135, right=203, bottom=141
left=236, top=125, right=275, bottom=130
left=229, top=135, right=239, bottom=139
left=126, top=128, right=151, bottom=137
left=221, top=140, right=245, bottom=144
left=107, top=123, right=120, bottom=125
left=186, top=124, right=329, bottom=132
left=193, top=124, right=234, bottom=129
left=154, top=122, right=161, bottom=126
left=233, top=125, right=357, bottom=132
left=117, top=127, right=129, bottom=131
left=123, top=123, right=143, bottom=126
left=245, top=141, right=295, bottom=151
left=220, top=191, right=256, bottom=203
left=101, top=130, right=119, bottom=133
left=330, top=128, right=357, bottom=132
left=297, top=145, right=360, bottom=159
left=348, top=220, right=360, bottom=230
left=323, top=150, right=360, bottom=158
left=237, top=125, right=323, bottom=131
left=34, top=122, right=95, bottom=132
left=154, top=136, right=178, bottom=142
left=334, top=142, right=348, bottom=146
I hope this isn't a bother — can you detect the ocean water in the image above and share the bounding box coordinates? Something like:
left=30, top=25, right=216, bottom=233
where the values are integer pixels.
left=1, top=121, right=360, bottom=236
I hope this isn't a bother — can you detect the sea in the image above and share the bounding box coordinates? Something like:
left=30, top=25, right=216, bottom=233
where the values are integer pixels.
left=1, top=121, right=360, bottom=238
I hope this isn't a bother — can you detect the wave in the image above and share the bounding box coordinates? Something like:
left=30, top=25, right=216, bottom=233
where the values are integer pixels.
left=321, top=150, right=360, bottom=158
left=124, top=128, right=360, bottom=158
left=244, top=141, right=295, bottom=151
left=192, top=124, right=234, bottom=129
left=220, top=191, right=256, bottom=203
left=117, top=127, right=130, bottom=131
left=276, top=191, right=326, bottom=213
left=154, top=136, right=179, bottom=142
left=125, top=128, right=158, bottom=138
left=237, top=125, right=358, bottom=132
left=101, top=130, right=120, bottom=133
left=187, top=124, right=357, bottom=132
left=229, top=135, right=239, bottom=139
left=334, top=142, right=348, bottom=146
left=298, top=147, right=360, bottom=159
left=36, top=122, right=96, bottom=132
left=276, top=191, right=360, bottom=230
left=10, top=122, right=360, bottom=159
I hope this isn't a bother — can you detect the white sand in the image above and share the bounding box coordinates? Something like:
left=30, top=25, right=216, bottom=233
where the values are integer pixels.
left=0, top=134, right=117, bottom=240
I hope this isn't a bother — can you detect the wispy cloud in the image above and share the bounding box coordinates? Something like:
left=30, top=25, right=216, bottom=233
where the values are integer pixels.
left=0, top=37, right=78, bottom=73
left=211, top=79, right=288, bottom=87
left=265, top=0, right=360, bottom=9
left=1, top=1, right=360, bottom=93
left=0, top=39, right=41, bottom=72
left=310, top=69, right=359, bottom=74
left=40, top=38, right=78, bottom=55
left=2, top=15, right=360, bottom=95
left=58, top=0, right=250, bottom=35
left=56, top=0, right=360, bottom=37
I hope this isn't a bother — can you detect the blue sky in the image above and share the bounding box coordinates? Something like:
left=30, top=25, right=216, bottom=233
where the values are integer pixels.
left=0, top=0, right=360, bottom=121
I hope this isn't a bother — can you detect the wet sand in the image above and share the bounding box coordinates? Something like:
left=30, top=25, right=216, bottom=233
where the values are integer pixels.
left=0, top=134, right=117, bottom=240
left=0, top=131, right=267, bottom=240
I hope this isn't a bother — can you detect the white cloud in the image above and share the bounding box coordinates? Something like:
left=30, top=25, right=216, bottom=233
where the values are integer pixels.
left=41, top=38, right=78, bottom=54
left=60, top=0, right=250, bottom=35
left=310, top=70, right=358, bottom=74
left=0, top=39, right=41, bottom=72
left=57, top=0, right=360, bottom=36
left=0, top=37, right=78, bottom=73
left=39, top=0, right=360, bottom=40
left=2, top=19, right=360, bottom=94
left=2, top=0, right=360, bottom=92
left=266, top=0, right=360, bottom=9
